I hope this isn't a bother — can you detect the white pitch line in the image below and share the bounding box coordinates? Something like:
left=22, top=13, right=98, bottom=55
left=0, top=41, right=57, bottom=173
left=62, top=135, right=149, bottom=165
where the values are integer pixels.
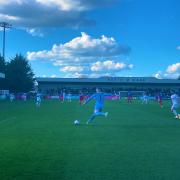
left=0, top=117, right=17, bottom=124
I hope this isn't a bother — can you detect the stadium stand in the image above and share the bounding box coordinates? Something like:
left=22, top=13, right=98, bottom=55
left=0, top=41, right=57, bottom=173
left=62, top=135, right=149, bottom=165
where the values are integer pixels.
left=36, top=77, right=180, bottom=97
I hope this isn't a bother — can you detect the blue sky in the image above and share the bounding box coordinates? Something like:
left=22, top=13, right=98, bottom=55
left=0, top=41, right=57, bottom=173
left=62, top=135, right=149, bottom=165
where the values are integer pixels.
left=0, top=0, right=180, bottom=78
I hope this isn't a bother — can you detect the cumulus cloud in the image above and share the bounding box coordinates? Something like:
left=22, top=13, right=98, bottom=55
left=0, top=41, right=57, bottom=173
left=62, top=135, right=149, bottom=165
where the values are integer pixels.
left=166, top=63, right=180, bottom=74
left=27, top=32, right=132, bottom=77
left=36, top=0, right=95, bottom=11
left=91, top=60, right=133, bottom=72
left=154, top=62, right=180, bottom=79
left=51, top=74, right=57, bottom=78
left=0, top=0, right=117, bottom=11
left=66, top=72, right=113, bottom=78
left=26, top=28, right=44, bottom=37
left=0, top=0, right=117, bottom=31
left=0, top=13, right=20, bottom=21
left=154, top=71, right=163, bottom=79
left=177, top=46, right=180, bottom=50
left=0, top=0, right=22, bottom=5
left=27, top=32, right=130, bottom=60
left=60, top=66, right=84, bottom=73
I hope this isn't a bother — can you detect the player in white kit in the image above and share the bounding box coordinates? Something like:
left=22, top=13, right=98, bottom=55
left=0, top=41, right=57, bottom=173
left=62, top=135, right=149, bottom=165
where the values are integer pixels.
left=67, top=93, right=72, bottom=102
left=171, top=92, right=180, bottom=119
left=10, top=93, right=15, bottom=102
left=36, top=94, right=41, bottom=107
left=142, top=93, right=148, bottom=104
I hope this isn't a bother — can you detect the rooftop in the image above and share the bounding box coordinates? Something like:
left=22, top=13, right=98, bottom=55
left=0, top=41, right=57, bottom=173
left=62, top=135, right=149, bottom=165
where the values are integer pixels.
left=36, top=77, right=180, bottom=84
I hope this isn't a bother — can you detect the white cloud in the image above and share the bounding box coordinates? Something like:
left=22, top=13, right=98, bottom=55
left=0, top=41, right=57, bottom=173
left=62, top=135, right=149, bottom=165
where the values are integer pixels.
left=27, top=50, right=53, bottom=60
left=36, top=0, right=87, bottom=11
left=154, top=62, right=180, bottom=79
left=177, top=46, right=180, bottom=50
left=51, top=74, right=57, bottom=78
left=166, top=63, right=180, bottom=74
left=154, top=71, right=163, bottom=79
left=0, top=0, right=117, bottom=31
left=27, top=32, right=130, bottom=61
left=27, top=32, right=132, bottom=77
left=60, top=66, right=84, bottom=72
left=36, top=0, right=118, bottom=11
left=0, top=0, right=23, bottom=5
left=0, top=13, right=20, bottom=21
left=26, top=28, right=44, bottom=37
left=91, top=60, right=133, bottom=72
left=164, top=73, right=180, bottom=79
left=63, top=72, right=90, bottom=78
left=67, top=72, right=113, bottom=78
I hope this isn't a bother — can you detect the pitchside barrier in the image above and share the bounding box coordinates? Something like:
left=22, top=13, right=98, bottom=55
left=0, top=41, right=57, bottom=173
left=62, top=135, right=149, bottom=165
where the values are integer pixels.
left=43, top=92, right=146, bottom=100
left=44, top=94, right=126, bottom=100
left=0, top=90, right=9, bottom=100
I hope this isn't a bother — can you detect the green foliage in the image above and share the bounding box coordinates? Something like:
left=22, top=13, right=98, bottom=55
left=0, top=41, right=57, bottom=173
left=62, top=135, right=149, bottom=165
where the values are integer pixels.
left=0, top=54, right=6, bottom=89
left=6, top=54, right=35, bottom=92
left=0, top=54, right=6, bottom=73
left=0, top=100, right=180, bottom=180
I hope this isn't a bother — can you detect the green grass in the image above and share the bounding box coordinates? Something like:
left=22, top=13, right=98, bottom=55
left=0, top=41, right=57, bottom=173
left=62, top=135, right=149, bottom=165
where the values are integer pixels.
left=0, top=99, right=180, bottom=180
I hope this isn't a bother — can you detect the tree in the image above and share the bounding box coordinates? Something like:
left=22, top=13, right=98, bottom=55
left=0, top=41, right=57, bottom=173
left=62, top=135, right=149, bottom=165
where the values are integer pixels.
left=0, top=54, right=6, bottom=73
left=0, top=54, right=6, bottom=89
left=6, top=54, right=35, bottom=93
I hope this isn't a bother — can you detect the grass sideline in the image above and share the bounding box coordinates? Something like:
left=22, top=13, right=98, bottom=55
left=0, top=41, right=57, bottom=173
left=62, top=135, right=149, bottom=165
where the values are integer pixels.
left=0, top=100, right=180, bottom=180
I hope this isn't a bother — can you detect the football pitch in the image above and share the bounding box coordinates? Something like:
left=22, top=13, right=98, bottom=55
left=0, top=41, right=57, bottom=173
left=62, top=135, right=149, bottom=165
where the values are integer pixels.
left=0, top=100, right=180, bottom=180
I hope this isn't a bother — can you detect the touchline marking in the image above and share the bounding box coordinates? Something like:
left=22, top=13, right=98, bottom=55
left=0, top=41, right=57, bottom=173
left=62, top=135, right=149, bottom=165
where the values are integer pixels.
left=0, top=117, right=17, bottom=124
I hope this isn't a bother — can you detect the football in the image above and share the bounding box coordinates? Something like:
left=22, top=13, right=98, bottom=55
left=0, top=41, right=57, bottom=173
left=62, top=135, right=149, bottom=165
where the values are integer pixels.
left=74, top=120, right=80, bottom=125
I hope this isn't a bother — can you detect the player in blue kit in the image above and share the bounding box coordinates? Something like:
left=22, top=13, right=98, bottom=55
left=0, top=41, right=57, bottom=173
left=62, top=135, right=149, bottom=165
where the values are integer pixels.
left=84, top=88, right=108, bottom=124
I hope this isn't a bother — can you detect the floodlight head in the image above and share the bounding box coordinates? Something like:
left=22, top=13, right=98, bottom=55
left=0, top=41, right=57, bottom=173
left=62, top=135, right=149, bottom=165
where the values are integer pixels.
left=0, top=22, right=12, bottom=28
